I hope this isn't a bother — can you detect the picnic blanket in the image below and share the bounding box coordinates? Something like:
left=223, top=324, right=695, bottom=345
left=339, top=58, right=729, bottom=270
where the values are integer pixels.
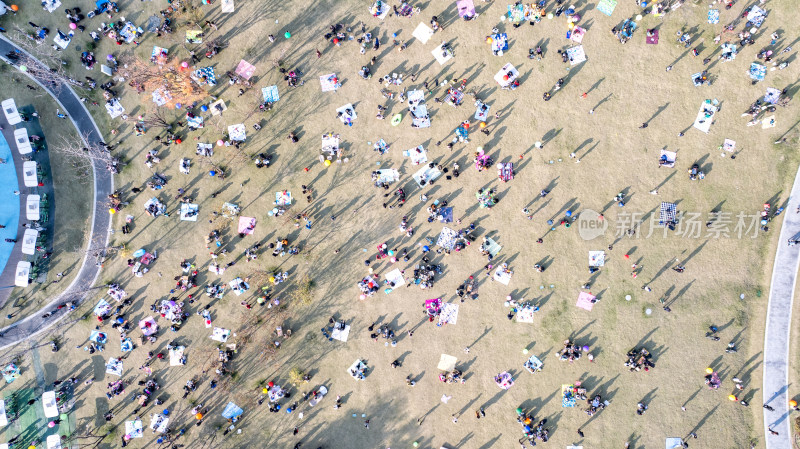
left=665, top=438, right=684, bottom=449
left=385, top=268, right=406, bottom=288
left=2, top=364, right=19, bottom=383
left=474, top=100, right=491, bottom=121
left=370, top=1, right=390, bottom=19
left=275, top=190, right=292, bottom=206
left=405, top=145, right=428, bottom=165
left=348, top=359, right=368, bottom=380
left=562, top=384, right=578, bottom=407
left=498, top=162, right=514, bottom=182
left=412, top=23, right=434, bottom=44
left=221, top=402, right=243, bottom=420
left=746, top=5, right=766, bottom=27
left=105, top=357, right=123, bottom=376
left=660, top=149, right=676, bottom=167
left=180, top=203, right=199, bottom=222
left=762, top=115, right=776, bottom=129
left=749, top=62, right=766, bottom=81
left=229, top=277, right=249, bottom=295
left=659, top=202, right=677, bottom=226
left=118, top=22, right=137, bottom=43
left=566, top=45, right=587, bottom=65
left=94, top=298, right=112, bottom=316
left=331, top=325, right=350, bottom=342
left=210, top=99, right=227, bottom=115
left=322, top=134, right=340, bottom=156
left=576, top=291, right=596, bottom=311
left=220, top=0, right=234, bottom=12
left=43, top=0, right=61, bottom=12
left=139, top=317, right=158, bottom=336
left=438, top=207, right=454, bottom=223
left=569, top=26, right=586, bottom=44
left=456, top=0, right=476, bottom=18
left=437, top=354, right=458, bottom=371
left=210, top=327, right=231, bottom=342
left=105, top=99, right=125, bottom=118
left=412, top=165, right=442, bottom=187
left=186, top=29, right=203, bottom=43
left=169, top=346, right=185, bottom=366
left=490, top=33, right=509, bottom=55
left=90, top=330, right=108, bottom=344
left=375, top=169, right=400, bottom=183
left=319, top=74, right=341, bottom=92
left=765, top=87, right=781, bottom=104
left=438, top=303, right=459, bottom=325
left=187, top=114, right=203, bottom=129
left=516, top=304, right=537, bottom=323
left=524, top=355, right=543, bottom=372
left=588, top=251, right=605, bottom=267
left=482, top=237, right=502, bottom=257
left=149, top=414, right=169, bottom=433
left=692, top=100, right=717, bottom=133
left=493, top=266, right=513, bottom=285
left=596, top=0, right=617, bottom=16
left=411, top=105, right=430, bottom=128
left=336, top=104, right=357, bottom=126
left=721, top=43, right=738, bottom=60
left=54, top=31, right=73, bottom=49
left=228, top=124, right=246, bottom=141
left=235, top=60, right=256, bottom=80
left=494, top=63, right=519, bottom=87
left=125, top=420, right=143, bottom=439
left=495, top=371, right=514, bottom=389
left=432, top=44, right=454, bottom=65
left=723, top=139, right=736, bottom=152
left=151, top=46, right=168, bottom=64
left=152, top=88, right=171, bottom=106
left=237, top=216, right=256, bottom=235
left=437, top=227, right=459, bottom=250
left=262, top=85, right=280, bottom=103
left=507, top=4, right=524, bottom=22
left=646, top=28, right=659, bottom=44
left=120, top=338, right=134, bottom=352
left=708, top=9, right=720, bottom=24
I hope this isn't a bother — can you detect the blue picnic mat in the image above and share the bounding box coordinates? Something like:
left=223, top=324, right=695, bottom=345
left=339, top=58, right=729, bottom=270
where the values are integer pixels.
left=193, top=66, right=217, bottom=85
left=708, top=9, right=720, bottom=24
left=262, top=85, right=280, bottom=103
left=596, top=0, right=617, bottom=16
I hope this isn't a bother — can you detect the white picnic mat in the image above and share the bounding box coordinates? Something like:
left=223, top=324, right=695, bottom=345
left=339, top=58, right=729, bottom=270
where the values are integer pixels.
left=105, top=358, right=123, bottom=376
left=221, top=0, right=234, bottom=12
left=375, top=169, right=399, bottom=183
left=437, top=354, right=457, bottom=371
left=125, top=420, right=143, bottom=438
left=412, top=23, right=434, bottom=44
left=105, top=99, right=125, bottom=119
left=331, top=325, right=350, bottom=342
left=432, top=44, right=453, bottom=65
left=693, top=101, right=717, bottom=133
left=493, top=267, right=513, bottom=285
left=180, top=203, right=199, bottom=222
left=228, top=124, right=246, bottom=141
left=439, top=303, right=459, bottom=325
left=483, top=237, right=502, bottom=257
left=319, top=73, right=341, bottom=92
left=566, top=45, right=586, bottom=65
left=412, top=165, right=441, bottom=188
left=169, top=346, right=185, bottom=366
left=347, top=359, right=367, bottom=380
left=150, top=414, right=169, bottom=433
left=494, top=63, right=519, bottom=87
left=43, top=0, right=61, bottom=12
left=336, top=104, right=357, bottom=123
left=385, top=268, right=406, bottom=287
left=516, top=305, right=536, bottom=323
left=588, top=251, right=605, bottom=267
left=210, top=327, right=230, bottom=342
left=405, top=145, right=428, bottom=165
left=437, top=227, right=458, bottom=250
left=665, top=438, right=683, bottom=449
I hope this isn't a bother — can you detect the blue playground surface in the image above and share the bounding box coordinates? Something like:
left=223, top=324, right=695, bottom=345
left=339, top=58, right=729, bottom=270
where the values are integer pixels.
left=0, top=131, right=19, bottom=276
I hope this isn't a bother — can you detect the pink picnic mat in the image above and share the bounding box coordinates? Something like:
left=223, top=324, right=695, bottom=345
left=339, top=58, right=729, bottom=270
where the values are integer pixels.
left=576, top=292, right=596, bottom=311
left=238, top=216, right=256, bottom=235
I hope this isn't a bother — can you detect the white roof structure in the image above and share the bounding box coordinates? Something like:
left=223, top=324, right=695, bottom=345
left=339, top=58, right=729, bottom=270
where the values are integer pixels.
left=22, top=161, right=38, bottom=187
left=26, top=195, right=40, bottom=221
left=1, top=99, right=21, bottom=125
left=14, top=261, right=30, bottom=287
left=46, top=435, right=62, bottom=449
left=13, top=128, right=31, bottom=155
left=42, top=390, right=58, bottom=417
left=21, top=229, right=38, bottom=255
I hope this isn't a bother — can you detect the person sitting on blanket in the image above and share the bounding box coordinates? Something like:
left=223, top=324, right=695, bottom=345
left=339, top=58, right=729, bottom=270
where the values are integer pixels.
left=558, top=339, right=582, bottom=362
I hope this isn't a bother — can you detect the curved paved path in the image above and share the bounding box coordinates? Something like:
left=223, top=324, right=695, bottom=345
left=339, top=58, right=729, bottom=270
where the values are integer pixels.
left=763, top=164, right=800, bottom=449
left=0, top=36, right=113, bottom=350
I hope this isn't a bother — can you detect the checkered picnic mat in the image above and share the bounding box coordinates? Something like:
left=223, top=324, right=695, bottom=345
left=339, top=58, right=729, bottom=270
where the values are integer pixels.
left=659, top=202, right=677, bottom=224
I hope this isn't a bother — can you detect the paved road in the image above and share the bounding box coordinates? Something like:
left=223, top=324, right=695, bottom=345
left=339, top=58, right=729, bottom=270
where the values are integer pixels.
left=763, top=165, right=800, bottom=449
left=0, top=36, right=113, bottom=350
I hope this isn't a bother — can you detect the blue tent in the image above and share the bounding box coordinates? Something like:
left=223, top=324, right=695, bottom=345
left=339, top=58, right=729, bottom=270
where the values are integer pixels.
left=221, top=402, right=243, bottom=419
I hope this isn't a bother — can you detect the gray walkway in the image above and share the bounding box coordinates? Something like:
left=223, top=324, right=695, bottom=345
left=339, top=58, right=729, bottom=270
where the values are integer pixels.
left=763, top=164, right=800, bottom=449
left=0, top=36, right=113, bottom=350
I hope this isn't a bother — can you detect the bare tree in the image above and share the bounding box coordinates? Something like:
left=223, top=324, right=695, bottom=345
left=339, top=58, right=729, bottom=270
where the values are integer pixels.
left=118, top=55, right=207, bottom=107
left=139, top=107, right=173, bottom=129
left=7, top=26, right=63, bottom=66
left=51, top=130, right=116, bottom=171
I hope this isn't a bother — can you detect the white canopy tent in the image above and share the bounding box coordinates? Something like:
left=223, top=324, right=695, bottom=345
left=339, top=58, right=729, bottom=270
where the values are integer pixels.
left=26, top=195, right=40, bottom=221
left=42, top=390, right=58, bottom=417
left=13, top=128, right=32, bottom=155
left=46, top=435, right=62, bottom=449
left=21, top=229, right=38, bottom=255
left=22, top=161, right=38, bottom=187
left=14, top=261, right=30, bottom=287
left=1, top=99, right=21, bottom=125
